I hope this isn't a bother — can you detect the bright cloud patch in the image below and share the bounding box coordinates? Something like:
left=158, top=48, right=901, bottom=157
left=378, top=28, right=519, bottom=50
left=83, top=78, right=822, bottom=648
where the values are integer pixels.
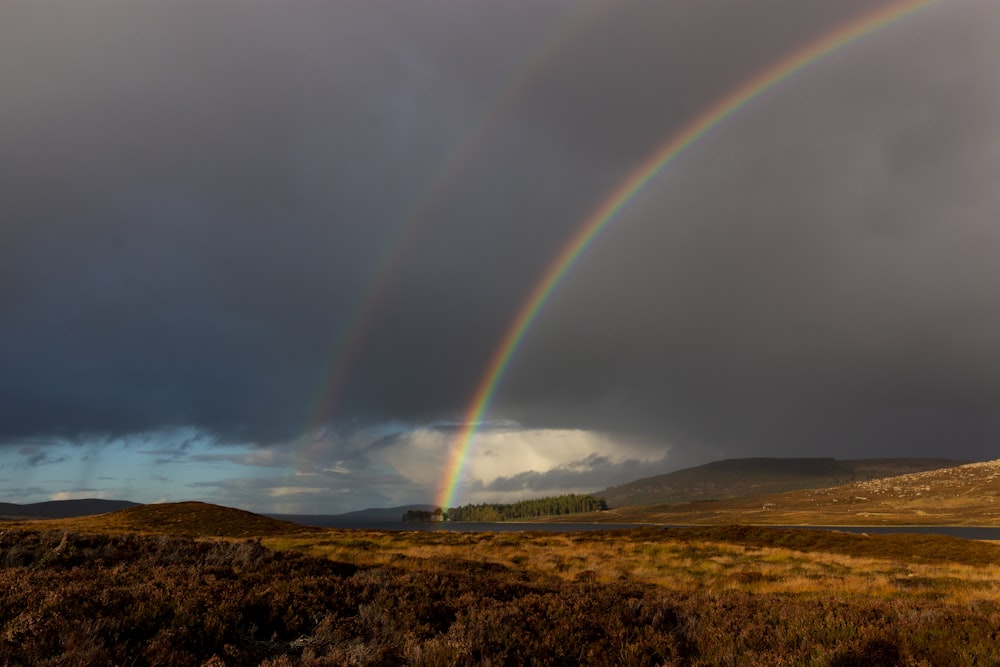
left=50, top=489, right=111, bottom=501
left=371, top=425, right=671, bottom=506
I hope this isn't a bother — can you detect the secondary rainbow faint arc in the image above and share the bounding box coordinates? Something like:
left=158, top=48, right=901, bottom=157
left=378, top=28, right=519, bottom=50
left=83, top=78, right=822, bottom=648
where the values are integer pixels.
left=437, top=0, right=948, bottom=509
left=295, top=0, right=610, bottom=470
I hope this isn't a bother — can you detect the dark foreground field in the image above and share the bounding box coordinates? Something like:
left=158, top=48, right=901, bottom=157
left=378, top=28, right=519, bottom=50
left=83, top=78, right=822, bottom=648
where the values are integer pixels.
left=4, top=511, right=1000, bottom=665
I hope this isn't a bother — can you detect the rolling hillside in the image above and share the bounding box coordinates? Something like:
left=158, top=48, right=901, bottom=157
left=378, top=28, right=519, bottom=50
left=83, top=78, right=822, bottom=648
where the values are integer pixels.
left=564, top=459, right=1000, bottom=526
left=598, top=457, right=965, bottom=507
left=0, top=499, right=139, bottom=521
left=14, top=501, right=322, bottom=538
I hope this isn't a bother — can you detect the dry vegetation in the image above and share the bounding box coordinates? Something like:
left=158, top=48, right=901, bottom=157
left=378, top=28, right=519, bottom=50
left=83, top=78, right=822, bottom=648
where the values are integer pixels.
left=266, top=525, right=1000, bottom=606
left=4, top=502, right=1000, bottom=665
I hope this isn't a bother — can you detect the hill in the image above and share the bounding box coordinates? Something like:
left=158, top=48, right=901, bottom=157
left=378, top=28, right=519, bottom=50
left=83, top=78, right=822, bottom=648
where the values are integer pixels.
left=18, top=501, right=322, bottom=537
left=558, top=459, right=1000, bottom=526
left=269, top=504, right=437, bottom=527
left=0, top=499, right=139, bottom=521
left=598, top=457, right=964, bottom=507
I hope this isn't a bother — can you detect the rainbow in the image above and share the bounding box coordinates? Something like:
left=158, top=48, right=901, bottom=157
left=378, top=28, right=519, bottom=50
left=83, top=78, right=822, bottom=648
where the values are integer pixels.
left=295, top=1, right=610, bottom=470
left=437, top=0, right=949, bottom=509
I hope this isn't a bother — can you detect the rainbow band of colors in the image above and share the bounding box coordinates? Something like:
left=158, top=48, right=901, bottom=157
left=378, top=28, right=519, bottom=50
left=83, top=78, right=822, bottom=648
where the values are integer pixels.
left=296, top=1, right=610, bottom=470
left=437, top=0, right=948, bottom=510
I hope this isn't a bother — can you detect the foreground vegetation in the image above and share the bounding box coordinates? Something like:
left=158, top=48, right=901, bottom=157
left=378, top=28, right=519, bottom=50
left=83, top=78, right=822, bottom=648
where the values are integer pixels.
left=4, top=507, right=1000, bottom=665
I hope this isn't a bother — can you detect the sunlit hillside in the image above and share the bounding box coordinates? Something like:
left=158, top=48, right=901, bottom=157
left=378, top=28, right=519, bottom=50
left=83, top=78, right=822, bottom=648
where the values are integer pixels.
left=598, top=457, right=964, bottom=507
left=559, top=459, right=1000, bottom=526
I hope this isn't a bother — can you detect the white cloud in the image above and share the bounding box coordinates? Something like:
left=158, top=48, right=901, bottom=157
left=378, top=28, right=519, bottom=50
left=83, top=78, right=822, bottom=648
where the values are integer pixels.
left=371, top=425, right=672, bottom=506
left=50, top=489, right=111, bottom=501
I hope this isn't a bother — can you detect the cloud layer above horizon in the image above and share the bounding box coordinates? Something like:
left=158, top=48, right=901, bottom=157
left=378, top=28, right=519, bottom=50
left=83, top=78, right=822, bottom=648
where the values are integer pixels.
left=3, top=0, right=999, bottom=512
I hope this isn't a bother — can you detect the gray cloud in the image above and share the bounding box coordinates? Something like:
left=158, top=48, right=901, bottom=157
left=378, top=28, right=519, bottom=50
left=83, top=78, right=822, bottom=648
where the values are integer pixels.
left=18, top=447, right=69, bottom=467
left=493, top=0, right=1000, bottom=461
left=2, top=0, right=999, bottom=508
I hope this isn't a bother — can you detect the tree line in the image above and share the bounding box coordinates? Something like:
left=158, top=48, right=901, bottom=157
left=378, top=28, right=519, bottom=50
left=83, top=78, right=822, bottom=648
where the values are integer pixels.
left=403, top=494, right=607, bottom=523
left=401, top=507, right=445, bottom=523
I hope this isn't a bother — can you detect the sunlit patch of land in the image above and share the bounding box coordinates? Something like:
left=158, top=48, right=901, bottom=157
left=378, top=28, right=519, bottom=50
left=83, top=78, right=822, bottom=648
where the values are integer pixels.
left=551, top=459, right=1000, bottom=526
left=264, top=524, right=1000, bottom=607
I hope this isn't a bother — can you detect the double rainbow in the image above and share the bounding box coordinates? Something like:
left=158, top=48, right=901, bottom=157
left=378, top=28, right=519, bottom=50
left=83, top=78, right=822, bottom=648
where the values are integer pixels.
left=437, top=0, right=949, bottom=510
left=296, top=1, right=609, bottom=469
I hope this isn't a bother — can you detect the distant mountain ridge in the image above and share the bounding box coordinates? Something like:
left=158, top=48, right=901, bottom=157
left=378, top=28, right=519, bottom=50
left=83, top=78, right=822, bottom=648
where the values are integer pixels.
left=0, top=499, right=139, bottom=521
left=268, top=504, right=436, bottom=527
left=598, top=457, right=966, bottom=508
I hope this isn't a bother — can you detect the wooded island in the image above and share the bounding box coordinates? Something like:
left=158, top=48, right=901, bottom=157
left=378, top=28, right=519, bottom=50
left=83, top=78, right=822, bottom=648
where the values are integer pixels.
left=402, top=493, right=607, bottom=522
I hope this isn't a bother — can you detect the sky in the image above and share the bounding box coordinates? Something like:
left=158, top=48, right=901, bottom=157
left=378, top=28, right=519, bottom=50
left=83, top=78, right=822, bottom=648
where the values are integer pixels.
left=2, top=0, right=999, bottom=514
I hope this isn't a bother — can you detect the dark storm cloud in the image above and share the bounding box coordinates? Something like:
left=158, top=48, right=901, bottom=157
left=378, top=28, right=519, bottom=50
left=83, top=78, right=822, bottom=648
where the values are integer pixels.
left=0, top=0, right=559, bottom=441
left=3, top=0, right=999, bottom=471
left=496, top=0, right=1000, bottom=460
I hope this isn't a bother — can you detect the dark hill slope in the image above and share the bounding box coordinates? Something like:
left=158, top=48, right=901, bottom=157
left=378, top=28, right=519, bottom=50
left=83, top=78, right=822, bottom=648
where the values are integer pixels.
left=25, top=501, right=322, bottom=538
left=269, top=504, right=437, bottom=527
left=599, top=458, right=965, bottom=507
left=0, top=499, right=139, bottom=521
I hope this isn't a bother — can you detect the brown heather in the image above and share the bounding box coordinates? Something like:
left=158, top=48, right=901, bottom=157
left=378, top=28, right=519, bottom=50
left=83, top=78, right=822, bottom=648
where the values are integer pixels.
left=3, top=502, right=1000, bottom=665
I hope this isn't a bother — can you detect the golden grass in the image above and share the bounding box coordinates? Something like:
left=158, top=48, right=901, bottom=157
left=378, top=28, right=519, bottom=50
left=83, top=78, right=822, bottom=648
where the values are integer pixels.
left=258, top=526, right=1000, bottom=607
left=9, top=502, right=1000, bottom=665
left=15, top=501, right=1000, bottom=608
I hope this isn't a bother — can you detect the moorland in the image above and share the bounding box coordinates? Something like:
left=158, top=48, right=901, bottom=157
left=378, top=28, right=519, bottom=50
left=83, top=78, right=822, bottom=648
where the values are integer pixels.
left=4, top=458, right=1000, bottom=665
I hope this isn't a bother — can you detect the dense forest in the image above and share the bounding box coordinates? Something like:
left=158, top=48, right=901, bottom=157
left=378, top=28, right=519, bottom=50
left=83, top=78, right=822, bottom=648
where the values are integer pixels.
left=449, top=494, right=608, bottom=522
left=401, top=507, right=446, bottom=522
left=403, top=494, right=607, bottom=522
